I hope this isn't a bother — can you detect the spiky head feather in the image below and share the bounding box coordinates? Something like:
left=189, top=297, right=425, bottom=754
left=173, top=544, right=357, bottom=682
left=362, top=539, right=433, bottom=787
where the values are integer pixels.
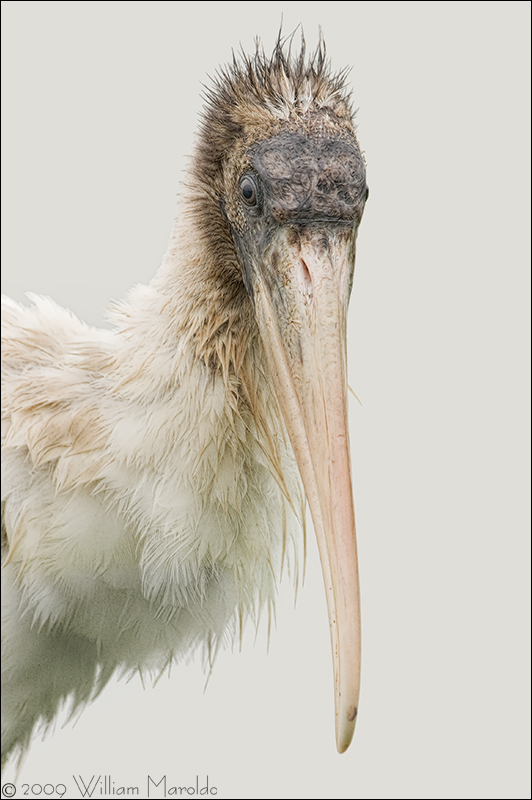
left=193, top=32, right=358, bottom=195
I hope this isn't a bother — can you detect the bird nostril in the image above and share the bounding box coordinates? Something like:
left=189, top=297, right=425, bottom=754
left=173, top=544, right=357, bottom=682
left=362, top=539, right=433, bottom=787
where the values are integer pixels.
left=299, top=257, right=312, bottom=290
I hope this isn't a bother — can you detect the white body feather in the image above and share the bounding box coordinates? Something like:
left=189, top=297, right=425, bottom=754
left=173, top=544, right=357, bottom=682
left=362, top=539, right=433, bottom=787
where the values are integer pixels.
left=1, top=207, right=303, bottom=760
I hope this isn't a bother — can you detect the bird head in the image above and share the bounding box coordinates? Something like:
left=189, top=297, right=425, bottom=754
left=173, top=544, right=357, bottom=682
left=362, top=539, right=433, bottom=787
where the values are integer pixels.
left=189, top=34, right=368, bottom=753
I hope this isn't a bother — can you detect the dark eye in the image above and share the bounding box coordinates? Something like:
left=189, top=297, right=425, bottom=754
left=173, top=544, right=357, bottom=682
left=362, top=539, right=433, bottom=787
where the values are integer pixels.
left=364, top=185, right=370, bottom=202
left=240, top=176, right=257, bottom=206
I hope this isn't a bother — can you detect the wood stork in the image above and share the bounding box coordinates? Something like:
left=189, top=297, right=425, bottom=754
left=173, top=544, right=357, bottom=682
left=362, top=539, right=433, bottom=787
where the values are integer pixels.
left=1, top=35, right=368, bottom=764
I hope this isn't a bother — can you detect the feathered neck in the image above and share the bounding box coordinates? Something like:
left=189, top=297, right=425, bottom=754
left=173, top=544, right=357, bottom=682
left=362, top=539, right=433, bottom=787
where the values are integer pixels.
left=101, top=180, right=304, bottom=637
left=106, top=180, right=256, bottom=400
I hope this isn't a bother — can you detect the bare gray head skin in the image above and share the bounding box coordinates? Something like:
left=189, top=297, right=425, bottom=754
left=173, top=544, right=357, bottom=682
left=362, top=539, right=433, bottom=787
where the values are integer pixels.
left=232, top=129, right=368, bottom=302
left=251, top=130, right=367, bottom=222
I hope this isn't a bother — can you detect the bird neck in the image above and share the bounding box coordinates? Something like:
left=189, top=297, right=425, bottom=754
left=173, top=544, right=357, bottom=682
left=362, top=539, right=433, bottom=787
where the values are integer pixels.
left=107, top=184, right=287, bottom=483
left=110, top=182, right=255, bottom=386
left=103, top=189, right=303, bottom=617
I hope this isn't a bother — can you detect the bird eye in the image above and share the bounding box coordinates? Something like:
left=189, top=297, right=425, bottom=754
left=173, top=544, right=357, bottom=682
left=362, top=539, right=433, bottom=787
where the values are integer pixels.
left=364, top=185, right=370, bottom=202
left=240, top=176, right=257, bottom=206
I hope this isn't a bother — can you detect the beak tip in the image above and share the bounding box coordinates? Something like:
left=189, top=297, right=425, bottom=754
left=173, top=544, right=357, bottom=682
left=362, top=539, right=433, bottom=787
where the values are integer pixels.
left=336, top=706, right=358, bottom=754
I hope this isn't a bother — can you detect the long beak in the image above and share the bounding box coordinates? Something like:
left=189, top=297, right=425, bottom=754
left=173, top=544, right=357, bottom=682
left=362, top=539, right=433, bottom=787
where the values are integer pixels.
left=252, top=224, right=361, bottom=753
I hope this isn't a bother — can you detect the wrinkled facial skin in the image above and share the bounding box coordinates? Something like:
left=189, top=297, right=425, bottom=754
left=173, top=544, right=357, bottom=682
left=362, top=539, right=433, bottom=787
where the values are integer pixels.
left=252, top=131, right=367, bottom=223
left=229, top=129, right=368, bottom=300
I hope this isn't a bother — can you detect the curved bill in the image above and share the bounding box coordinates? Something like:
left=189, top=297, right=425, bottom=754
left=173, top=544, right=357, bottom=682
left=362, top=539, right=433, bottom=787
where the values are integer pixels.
left=252, top=223, right=361, bottom=753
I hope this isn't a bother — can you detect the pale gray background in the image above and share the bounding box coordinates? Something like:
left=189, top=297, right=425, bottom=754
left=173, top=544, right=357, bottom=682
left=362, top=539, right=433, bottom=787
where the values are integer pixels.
left=2, top=2, right=530, bottom=798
